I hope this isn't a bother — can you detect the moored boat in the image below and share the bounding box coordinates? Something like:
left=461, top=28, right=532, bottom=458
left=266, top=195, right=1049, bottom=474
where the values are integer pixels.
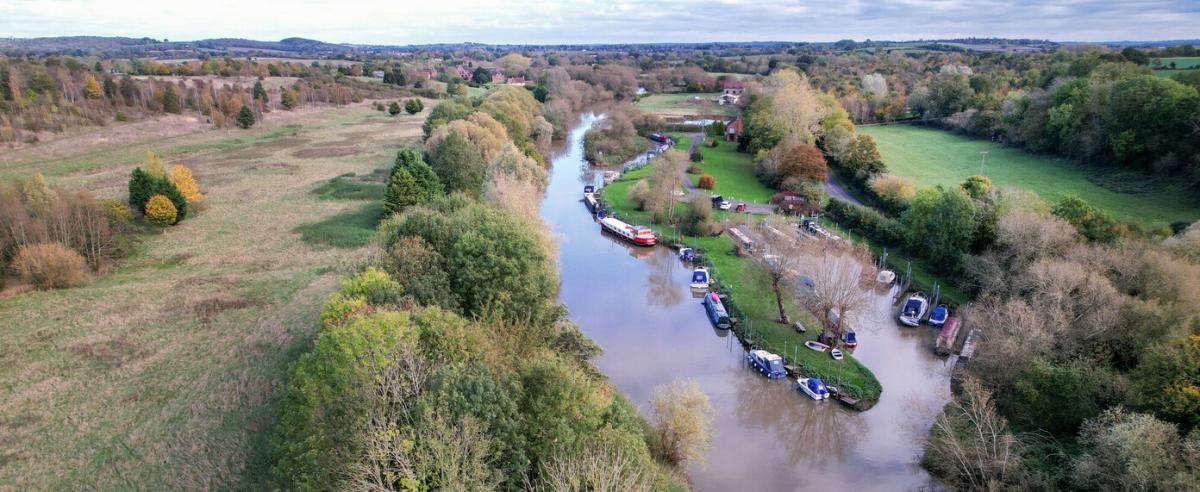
left=928, top=305, right=949, bottom=328
left=796, top=377, right=830, bottom=400
left=830, top=349, right=844, bottom=361
left=747, top=349, right=788, bottom=379
left=898, top=292, right=929, bottom=326
left=935, top=315, right=961, bottom=355
left=582, top=185, right=601, bottom=213
left=690, top=267, right=710, bottom=289
left=702, top=292, right=731, bottom=329
left=599, top=216, right=656, bottom=246
left=843, top=331, right=858, bottom=349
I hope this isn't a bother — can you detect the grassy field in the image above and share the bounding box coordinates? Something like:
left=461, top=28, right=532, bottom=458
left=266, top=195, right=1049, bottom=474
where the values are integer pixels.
left=861, top=125, right=1200, bottom=225
left=635, top=93, right=737, bottom=118
left=601, top=167, right=882, bottom=400
left=688, top=139, right=775, bottom=203
left=0, top=102, right=426, bottom=489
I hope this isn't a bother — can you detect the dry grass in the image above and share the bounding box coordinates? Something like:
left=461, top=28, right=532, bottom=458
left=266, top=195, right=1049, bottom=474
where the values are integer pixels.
left=0, top=100, right=428, bottom=489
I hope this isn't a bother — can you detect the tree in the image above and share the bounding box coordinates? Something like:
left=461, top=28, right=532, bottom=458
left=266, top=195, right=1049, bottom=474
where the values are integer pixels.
left=237, top=105, right=256, bottom=129
left=21, top=172, right=57, bottom=215
left=868, top=174, right=916, bottom=211
left=1134, top=336, right=1200, bottom=431
left=755, top=219, right=807, bottom=324
left=384, top=148, right=441, bottom=217
left=923, top=377, right=1025, bottom=490
left=388, top=101, right=401, bottom=116
left=127, top=168, right=155, bottom=211
left=1103, top=75, right=1199, bottom=169
left=840, top=134, right=886, bottom=183
left=280, top=89, right=298, bottom=110
left=1072, top=407, right=1197, bottom=491
left=697, top=174, right=715, bottom=190
left=83, top=76, right=103, bottom=99
left=795, top=239, right=874, bottom=342
left=650, top=379, right=714, bottom=466
left=405, top=98, right=423, bottom=115
left=428, top=133, right=486, bottom=196
left=161, top=84, right=181, bottom=114
left=169, top=165, right=202, bottom=203
left=779, top=144, right=828, bottom=184
left=144, top=194, right=177, bottom=227
left=1052, top=196, right=1120, bottom=243
left=144, top=151, right=167, bottom=178
left=901, top=187, right=978, bottom=272
left=472, top=67, right=491, bottom=85
left=682, top=195, right=718, bottom=236
left=252, top=80, right=268, bottom=102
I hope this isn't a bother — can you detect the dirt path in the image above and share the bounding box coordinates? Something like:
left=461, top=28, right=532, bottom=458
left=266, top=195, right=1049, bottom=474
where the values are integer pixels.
left=826, top=173, right=864, bottom=206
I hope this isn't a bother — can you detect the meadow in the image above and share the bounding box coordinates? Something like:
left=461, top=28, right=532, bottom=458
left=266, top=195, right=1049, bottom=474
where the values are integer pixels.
left=0, top=101, right=427, bottom=489
left=688, top=138, right=776, bottom=203
left=860, top=124, right=1200, bottom=225
left=635, top=92, right=737, bottom=118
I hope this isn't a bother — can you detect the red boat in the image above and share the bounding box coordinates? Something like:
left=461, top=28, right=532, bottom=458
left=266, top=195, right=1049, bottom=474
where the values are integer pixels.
left=599, top=217, right=656, bottom=246
left=935, top=316, right=961, bottom=356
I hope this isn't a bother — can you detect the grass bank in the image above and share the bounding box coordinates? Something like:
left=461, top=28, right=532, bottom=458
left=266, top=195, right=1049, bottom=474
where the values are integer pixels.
left=601, top=169, right=883, bottom=402
left=861, top=124, right=1200, bottom=226
left=687, top=139, right=775, bottom=203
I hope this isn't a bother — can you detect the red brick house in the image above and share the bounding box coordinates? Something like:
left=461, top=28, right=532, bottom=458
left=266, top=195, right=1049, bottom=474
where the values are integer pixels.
left=725, top=115, right=743, bottom=142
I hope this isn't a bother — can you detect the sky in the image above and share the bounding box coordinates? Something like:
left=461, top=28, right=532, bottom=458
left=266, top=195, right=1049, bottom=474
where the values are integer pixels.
left=2, top=0, right=1198, bottom=45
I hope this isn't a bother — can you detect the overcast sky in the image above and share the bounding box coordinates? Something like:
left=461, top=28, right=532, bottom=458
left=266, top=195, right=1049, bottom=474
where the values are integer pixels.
left=2, top=0, right=1198, bottom=45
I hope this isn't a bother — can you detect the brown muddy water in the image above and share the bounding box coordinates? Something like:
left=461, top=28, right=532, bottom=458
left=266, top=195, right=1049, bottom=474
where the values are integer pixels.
left=541, top=115, right=952, bottom=491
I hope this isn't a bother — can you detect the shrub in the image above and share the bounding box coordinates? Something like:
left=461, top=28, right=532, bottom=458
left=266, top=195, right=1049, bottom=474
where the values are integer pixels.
left=115, top=111, right=128, bottom=122
left=169, top=165, right=202, bottom=203
left=405, top=98, right=424, bottom=114
left=690, top=150, right=704, bottom=162
left=388, top=101, right=401, bottom=116
left=237, top=105, right=256, bottom=129
left=339, top=267, right=403, bottom=306
left=697, top=174, right=716, bottom=190
left=12, top=242, right=89, bottom=289
left=825, top=200, right=905, bottom=247
left=684, top=195, right=720, bottom=236
left=869, top=173, right=916, bottom=212
left=686, top=165, right=703, bottom=174
left=128, top=167, right=188, bottom=219
left=144, top=194, right=177, bottom=227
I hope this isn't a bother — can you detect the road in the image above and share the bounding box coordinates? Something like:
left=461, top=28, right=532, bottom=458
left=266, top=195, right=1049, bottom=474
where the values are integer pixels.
left=826, top=173, right=864, bottom=206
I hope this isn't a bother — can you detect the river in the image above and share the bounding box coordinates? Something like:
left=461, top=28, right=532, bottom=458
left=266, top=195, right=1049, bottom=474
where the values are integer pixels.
left=540, top=114, right=953, bottom=491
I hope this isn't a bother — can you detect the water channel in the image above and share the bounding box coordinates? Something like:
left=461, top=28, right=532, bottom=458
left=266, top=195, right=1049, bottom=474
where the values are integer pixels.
left=540, top=114, right=953, bottom=491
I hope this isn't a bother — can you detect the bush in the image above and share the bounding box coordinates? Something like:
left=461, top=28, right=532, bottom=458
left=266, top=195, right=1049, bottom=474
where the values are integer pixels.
left=13, top=242, right=89, bottom=289
left=237, top=105, right=256, bottom=129
left=825, top=200, right=905, bottom=247
left=686, top=165, right=703, bottom=175
left=869, top=173, right=916, bottom=212
left=388, top=101, right=401, bottom=116
left=697, top=174, right=716, bottom=190
left=115, top=111, right=128, bottom=122
left=145, top=194, right=178, bottom=227
left=170, top=165, right=202, bottom=203
left=690, top=150, right=704, bottom=163
left=405, top=98, right=424, bottom=114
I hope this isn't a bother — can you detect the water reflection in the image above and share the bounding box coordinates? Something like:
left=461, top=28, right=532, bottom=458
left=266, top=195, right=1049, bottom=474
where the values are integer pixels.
left=542, top=114, right=949, bottom=492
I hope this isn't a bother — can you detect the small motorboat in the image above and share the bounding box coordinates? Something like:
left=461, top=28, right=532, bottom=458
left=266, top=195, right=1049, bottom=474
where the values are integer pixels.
left=702, top=292, right=732, bottom=329
left=804, top=340, right=829, bottom=352
left=898, top=292, right=929, bottom=327
left=830, top=349, right=844, bottom=361
left=690, top=268, right=711, bottom=289
left=876, top=270, right=896, bottom=285
left=679, top=247, right=696, bottom=262
left=928, top=305, right=949, bottom=328
left=747, top=349, right=788, bottom=379
left=797, top=377, right=830, bottom=400
left=843, top=331, right=858, bottom=349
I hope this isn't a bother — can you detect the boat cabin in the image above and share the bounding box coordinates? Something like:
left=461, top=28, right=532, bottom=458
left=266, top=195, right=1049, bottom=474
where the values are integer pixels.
left=703, top=292, right=732, bottom=329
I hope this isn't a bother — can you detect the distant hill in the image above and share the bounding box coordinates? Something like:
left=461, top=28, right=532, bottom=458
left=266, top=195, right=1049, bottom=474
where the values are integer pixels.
left=0, top=36, right=356, bottom=58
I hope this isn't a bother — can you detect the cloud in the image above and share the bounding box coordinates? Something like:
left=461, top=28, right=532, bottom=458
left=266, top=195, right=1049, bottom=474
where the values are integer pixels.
left=1, top=0, right=1196, bottom=44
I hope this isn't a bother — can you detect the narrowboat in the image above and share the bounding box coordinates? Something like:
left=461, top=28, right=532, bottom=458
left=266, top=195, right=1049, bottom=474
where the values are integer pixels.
left=690, top=267, right=711, bottom=290
left=747, top=350, right=788, bottom=379
left=898, top=292, right=929, bottom=326
left=797, top=377, right=830, bottom=400
left=582, top=185, right=601, bottom=213
left=928, top=305, right=949, bottom=328
left=935, top=315, right=961, bottom=356
left=702, top=292, right=732, bottom=329
left=599, top=217, right=656, bottom=246
left=843, top=331, right=858, bottom=349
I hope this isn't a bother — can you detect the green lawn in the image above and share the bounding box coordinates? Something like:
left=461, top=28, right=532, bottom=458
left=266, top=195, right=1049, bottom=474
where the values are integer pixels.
left=1153, top=57, right=1200, bottom=69
left=861, top=125, right=1200, bottom=226
left=635, top=93, right=737, bottom=118
left=688, top=139, right=775, bottom=203
left=601, top=168, right=882, bottom=401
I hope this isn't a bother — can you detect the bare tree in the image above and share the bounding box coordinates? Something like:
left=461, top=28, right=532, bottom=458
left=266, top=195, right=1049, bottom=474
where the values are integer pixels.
left=924, top=377, right=1024, bottom=490
left=537, top=442, right=652, bottom=492
left=650, top=379, right=714, bottom=466
left=754, top=218, right=805, bottom=323
left=794, top=239, right=875, bottom=344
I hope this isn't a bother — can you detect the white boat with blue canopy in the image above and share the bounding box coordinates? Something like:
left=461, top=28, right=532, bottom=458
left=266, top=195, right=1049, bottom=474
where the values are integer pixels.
left=690, top=268, right=710, bottom=289
left=797, top=377, right=830, bottom=400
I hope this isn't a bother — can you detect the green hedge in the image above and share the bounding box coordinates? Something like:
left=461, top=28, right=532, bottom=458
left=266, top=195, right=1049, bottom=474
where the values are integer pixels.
left=825, top=200, right=904, bottom=247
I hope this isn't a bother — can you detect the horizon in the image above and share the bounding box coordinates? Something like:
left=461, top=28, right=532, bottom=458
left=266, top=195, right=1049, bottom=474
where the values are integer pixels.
left=4, top=0, right=1199, bottom=46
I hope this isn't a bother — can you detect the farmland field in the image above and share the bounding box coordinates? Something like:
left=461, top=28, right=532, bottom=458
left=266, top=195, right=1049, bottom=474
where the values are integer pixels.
left=635, top=92, right=737, bottom=118
left=0, top=101, right=428, bottom=489
left=860, top=125, right=1200, bottom=225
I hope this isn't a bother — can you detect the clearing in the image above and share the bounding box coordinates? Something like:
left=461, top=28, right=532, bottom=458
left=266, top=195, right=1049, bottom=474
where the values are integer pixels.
left=636, top=93, right=737, bottom=119
left=860, top=124, right=1200, bottom=225
left=0, top=101, right=428, bottom=489
left=688, top=138, right=776, bottom=203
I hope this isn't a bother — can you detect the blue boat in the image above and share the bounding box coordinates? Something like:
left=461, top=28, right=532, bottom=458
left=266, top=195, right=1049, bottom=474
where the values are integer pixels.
left=797, top=377, right=830, bottom=400
left=843, top=331, right=858, bottom=349
left=690, top=268, right=710, bottom=289
left=928, top=305, right=949, bottom=328
left=702, top=292, right=731, bottom=329
left=747, top=350, right=788, bottom=379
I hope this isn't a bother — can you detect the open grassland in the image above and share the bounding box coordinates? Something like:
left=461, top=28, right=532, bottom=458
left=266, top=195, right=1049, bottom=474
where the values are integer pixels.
left=0, top=102, right=428, bottom=489
left=601, top=168, right=882, bottom=400
left=635, top=93, right=737, bottom=118
left=861, top=125, right=1200, bottom=225
left=688, top=139, right=776, bottom=203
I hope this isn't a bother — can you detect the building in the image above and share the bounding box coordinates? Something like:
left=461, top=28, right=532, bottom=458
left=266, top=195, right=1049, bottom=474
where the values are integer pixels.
left=505, top=77, right=528, bottom=86
left=452, top=65, right=471, bottom=79
left=718, top=80, right=745, bottom=105
left=371, top=70, right=386, bottom=78
left=725, top=115, right=743, bottom=142
left=488, top=68, right=505, bottom=84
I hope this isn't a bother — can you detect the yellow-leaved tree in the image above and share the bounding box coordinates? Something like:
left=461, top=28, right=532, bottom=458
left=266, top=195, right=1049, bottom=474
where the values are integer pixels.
left=83, top=76, right=103, bottom=99
left=170, top=165, right=202, bottom=203
left=145, top=194, right=177, bottom=227
left=145, top=152, right=166, bottom=178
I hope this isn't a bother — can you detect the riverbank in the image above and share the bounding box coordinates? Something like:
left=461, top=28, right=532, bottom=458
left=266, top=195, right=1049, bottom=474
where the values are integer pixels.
left=600, top=165, right=883, bottom=403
